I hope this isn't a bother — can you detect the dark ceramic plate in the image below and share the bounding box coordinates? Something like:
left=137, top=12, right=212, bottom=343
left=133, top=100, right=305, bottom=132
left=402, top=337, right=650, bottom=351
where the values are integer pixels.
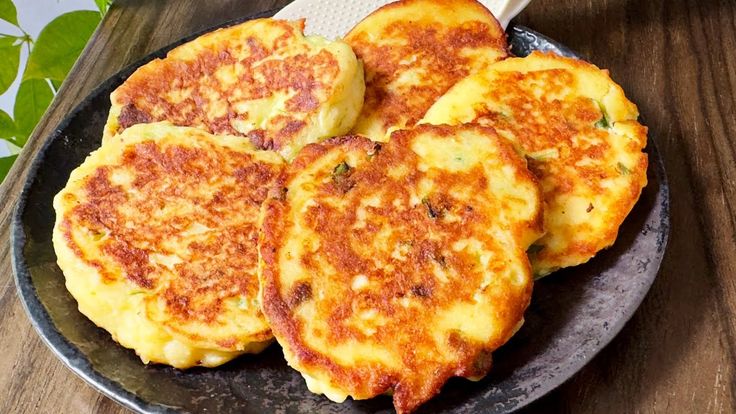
left=11, top=9, right=670, bottom=414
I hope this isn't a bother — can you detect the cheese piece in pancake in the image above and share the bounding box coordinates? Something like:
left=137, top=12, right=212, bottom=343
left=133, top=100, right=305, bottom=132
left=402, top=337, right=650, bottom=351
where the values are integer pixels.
left=53, top=123, right=284, bottom=368
left=104, top=18, right=365, bottom=160
left=422, top=51, right=648, bottom=276
left=258, top=124, right=543, bottom=413
left=344, top=0, right=508, bottom=141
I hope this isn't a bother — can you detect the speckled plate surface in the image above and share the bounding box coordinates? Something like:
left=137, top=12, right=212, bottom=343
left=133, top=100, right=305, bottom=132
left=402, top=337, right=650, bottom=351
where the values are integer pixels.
left=11, top=10, right=670, bottom=414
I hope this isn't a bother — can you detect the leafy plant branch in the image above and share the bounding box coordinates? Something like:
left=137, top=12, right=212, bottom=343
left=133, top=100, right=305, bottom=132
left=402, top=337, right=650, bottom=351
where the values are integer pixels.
left=0, top=0, right=105, bottom=183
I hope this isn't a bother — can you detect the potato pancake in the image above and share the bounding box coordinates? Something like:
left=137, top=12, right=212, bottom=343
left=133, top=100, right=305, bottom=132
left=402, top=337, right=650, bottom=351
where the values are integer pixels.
left=344, top=0, right=508, bottom=141
left=259, top=124, right=543, bottom=413
left=422, top=51, right=648, bottom=276
left=53, top=123, right=284, bottom=368
left=104, top=18, right=365, bottom=160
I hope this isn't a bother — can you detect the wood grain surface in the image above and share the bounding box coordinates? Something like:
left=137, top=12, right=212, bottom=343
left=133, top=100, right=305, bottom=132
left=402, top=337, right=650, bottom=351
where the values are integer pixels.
left=0, top=0, right=734, bottom=412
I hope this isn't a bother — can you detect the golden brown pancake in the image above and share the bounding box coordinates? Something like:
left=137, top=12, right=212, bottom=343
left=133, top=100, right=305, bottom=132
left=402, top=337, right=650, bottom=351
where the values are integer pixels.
left=344, top=0, right=508, bottom=141
left=104, top=18, right=365, bottom=160
left=422, top=51, right=648, bottom=276
left=259, top=124, right=543, bottom=413
left=53, top=123, right=284, bottom=368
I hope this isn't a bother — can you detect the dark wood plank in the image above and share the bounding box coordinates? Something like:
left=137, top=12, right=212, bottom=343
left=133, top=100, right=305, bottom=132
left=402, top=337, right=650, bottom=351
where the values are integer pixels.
left=516, top=0, right=736, bottom=412
left=0, top=0, right=734, bottom=413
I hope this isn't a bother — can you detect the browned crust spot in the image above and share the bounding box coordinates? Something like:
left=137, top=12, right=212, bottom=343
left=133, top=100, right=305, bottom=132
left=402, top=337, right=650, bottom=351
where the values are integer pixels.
left=117, top=104, right=152, bottom=131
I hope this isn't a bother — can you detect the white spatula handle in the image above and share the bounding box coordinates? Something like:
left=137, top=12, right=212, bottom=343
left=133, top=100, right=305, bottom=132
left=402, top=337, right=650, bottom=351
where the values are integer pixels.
left=274, top=0, right=532, bottom=39
left=486, top=0, right=532, bottom=28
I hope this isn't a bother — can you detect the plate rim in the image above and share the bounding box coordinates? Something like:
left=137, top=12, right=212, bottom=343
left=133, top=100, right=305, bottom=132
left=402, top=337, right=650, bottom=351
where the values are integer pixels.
left=10, top=9, right=670, bottom=414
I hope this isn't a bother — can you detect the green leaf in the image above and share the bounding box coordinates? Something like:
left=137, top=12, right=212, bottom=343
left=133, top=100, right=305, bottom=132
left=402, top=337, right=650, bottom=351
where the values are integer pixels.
left=0, top=108, right=15, bottom=140
left=95, top=0, right=112, bottom=15
left=0, top=36, right=21, bottom=95
left=616, top=162, right=631, bottom=176
left=0, top=0, right=18, bottom=27
left=23, top=11, right=100, bottom=82
left=594, top=100, right=611, bottom=129
left=0, top=153, right=18, bottom=184
left=332, top=161, right=350, bottom=177
left=14, top=78, right=54, bottom=142
left=595, top=115, right=610, bottom=129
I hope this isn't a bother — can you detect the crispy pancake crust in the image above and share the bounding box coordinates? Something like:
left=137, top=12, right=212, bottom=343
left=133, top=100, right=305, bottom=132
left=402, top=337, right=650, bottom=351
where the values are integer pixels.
left=105, top=18, right=365, bottom=160
left=259, top=124, right=543, bottom=413
left=344, top=0, right=508, bottom=141
left=423, top=51, right=648, bottom=276
left=53, top=123, right=284, bottom=368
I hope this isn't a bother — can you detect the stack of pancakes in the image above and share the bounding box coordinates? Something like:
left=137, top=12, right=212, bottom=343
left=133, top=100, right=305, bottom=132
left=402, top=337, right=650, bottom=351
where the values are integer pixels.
left=53, top=0, right=647, bottom=412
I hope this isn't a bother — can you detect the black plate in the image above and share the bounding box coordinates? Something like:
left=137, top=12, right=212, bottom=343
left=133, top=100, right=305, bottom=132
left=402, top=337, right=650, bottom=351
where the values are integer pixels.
left=11, top=10, right=670, bottom=414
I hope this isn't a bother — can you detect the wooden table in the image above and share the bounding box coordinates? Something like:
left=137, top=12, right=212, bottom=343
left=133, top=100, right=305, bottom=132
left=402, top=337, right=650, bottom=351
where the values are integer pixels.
left=1, top=0, right=734, bottom=412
